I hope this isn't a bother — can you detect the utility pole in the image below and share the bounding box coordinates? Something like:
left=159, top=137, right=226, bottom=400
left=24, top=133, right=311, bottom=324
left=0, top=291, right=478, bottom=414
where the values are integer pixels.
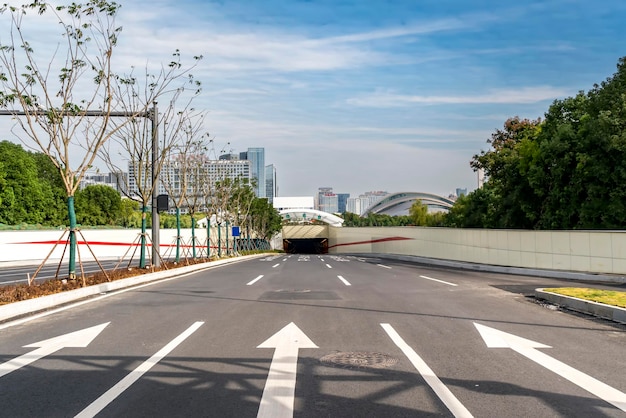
left=150, top=103, right=160, bottom=267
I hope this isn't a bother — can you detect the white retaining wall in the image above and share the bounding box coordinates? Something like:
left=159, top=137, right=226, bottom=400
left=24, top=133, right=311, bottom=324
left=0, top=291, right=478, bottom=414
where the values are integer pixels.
left=0, top=228, right=231, bottom=265
left=328, top=227, right=626, bottom=275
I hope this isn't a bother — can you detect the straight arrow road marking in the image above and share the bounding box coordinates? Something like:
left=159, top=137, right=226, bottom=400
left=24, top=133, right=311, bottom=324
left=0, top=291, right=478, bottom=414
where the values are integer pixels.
left=0, top=322, right=110, bottom=379
left=337, top=275, right=351, bottom=286
left=75, top=321, right=204, bottom=418
left=381, top=323, right=474, bottom=418
left=247, top=275, right=264, bottom=285
left=257, top=322, right=318, bottom=418
left=474, top=323, right=626, bottom=412
left=419, top=275, right=458, bottom=287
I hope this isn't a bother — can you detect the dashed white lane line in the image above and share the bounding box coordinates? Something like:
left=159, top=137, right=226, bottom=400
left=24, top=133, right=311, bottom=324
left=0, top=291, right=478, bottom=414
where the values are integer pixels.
left=377, top=264, right=392, bottom=269
left=326, top=264, right=332, bottom=269
left=247, top=275, right=264, bottom=286
left=381, top=323, right=474, bottom=418
left=419, top=275, right=458, bottom=287
left=272, top=264, right=280, bottom=268
left=337, top=275, right=351, bottom=286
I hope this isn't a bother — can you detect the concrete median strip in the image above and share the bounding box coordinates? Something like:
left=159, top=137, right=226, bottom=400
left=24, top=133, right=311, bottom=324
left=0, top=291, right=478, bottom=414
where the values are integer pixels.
left=0, top=254, right=268, bottom=324
left=535, top=288, right=626, bottom=325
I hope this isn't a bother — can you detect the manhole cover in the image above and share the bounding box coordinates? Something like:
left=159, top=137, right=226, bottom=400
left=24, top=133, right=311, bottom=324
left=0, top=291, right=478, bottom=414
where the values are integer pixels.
left=320, top=352, right=398, bottom=369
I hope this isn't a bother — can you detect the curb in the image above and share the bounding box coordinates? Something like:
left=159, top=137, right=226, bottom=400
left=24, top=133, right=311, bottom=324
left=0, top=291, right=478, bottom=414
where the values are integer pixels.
left=349, top=252, right=626, bottom=325
left=362, top=253, right=626, bottom=284
left=0, top=254, right=269, bottom=324
left=534, top=288, right=626, bottom=325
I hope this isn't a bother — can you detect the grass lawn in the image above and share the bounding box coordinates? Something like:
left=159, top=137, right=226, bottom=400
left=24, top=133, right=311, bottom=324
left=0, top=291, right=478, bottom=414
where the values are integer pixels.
left=543, top=288, right=626, bottom=309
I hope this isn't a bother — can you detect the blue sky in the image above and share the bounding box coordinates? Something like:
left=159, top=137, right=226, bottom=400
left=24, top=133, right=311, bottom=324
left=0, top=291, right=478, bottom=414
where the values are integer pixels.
left=2, top=0, right=626, bottom=198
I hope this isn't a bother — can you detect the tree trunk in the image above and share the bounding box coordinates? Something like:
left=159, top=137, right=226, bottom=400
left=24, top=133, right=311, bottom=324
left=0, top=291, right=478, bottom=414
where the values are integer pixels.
left=206, top=214, right=211, bottom=258
left=175, top=207, right=181, bottom=263
left=67, top=196, right=77, bottom=280
left=191, top=213, right=196, bottom=258
left=140, top=204, right=148, bottom=268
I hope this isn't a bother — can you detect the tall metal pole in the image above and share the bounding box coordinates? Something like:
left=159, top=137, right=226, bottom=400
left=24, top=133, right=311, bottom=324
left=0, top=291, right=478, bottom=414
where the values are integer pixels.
left=151, top=103, right=160, bottom=267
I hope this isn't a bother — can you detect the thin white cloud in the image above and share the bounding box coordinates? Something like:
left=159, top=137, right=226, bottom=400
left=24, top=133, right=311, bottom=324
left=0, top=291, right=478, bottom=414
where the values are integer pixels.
left=346, top=86, right=571, bottom=107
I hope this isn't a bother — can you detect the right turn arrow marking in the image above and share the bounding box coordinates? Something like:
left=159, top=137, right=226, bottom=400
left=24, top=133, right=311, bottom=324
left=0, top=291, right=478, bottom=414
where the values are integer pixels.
left=474, top=323, right=626, bottom=412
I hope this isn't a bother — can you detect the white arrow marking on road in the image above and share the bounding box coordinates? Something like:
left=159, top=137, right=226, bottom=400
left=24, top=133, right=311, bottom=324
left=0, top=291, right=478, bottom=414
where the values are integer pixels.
left=474, top=323, right=626, bottom=412
left=257, top=322, right=318, bottom=418
left=381, top=323, right=474, bottom=418
left=0, top=322, right=110, bottom=379
left=76, top=321, right=204, bottom=418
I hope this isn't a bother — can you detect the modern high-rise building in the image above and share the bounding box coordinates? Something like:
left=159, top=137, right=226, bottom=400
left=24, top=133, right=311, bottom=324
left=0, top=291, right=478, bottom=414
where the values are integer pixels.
left=319, top=192, right=338, bottom=213
left=127, top=158, right=251, bottom=209
left=337, top=193, right=350, bottom=214
left=316, top=187, right=333, bottom=210
left=265, top=164, right=277, bottom=203
left=245, top=148, right=265, bottom=198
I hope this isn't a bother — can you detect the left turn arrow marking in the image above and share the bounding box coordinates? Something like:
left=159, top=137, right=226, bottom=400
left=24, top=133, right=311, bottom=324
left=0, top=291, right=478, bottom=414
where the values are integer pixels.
left=0, top=322, right=110, bottom=378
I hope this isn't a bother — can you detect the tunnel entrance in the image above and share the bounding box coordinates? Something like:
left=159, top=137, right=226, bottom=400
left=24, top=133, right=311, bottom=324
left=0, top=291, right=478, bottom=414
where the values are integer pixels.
left=283, top=238, right=328, bottom=254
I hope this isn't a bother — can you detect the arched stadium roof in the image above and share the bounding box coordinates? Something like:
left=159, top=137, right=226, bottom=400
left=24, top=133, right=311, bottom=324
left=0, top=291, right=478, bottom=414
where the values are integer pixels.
left=364, top=192, right=455, bottom=216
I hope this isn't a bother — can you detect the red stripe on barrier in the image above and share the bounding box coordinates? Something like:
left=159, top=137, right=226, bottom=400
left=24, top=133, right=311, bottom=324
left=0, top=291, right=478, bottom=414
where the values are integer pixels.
left=12, top=241, right=202, bottom=249
left=328, top=236, right=412, bottom=249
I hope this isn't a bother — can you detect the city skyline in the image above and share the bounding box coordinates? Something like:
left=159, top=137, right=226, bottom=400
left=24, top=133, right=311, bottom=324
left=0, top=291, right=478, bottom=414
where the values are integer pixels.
left=1, top=1, right=624, bottom=199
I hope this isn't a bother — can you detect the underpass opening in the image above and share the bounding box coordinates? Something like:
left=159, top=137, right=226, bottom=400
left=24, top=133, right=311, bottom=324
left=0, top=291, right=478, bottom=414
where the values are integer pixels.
left=283, top=238, right=328, bottom=254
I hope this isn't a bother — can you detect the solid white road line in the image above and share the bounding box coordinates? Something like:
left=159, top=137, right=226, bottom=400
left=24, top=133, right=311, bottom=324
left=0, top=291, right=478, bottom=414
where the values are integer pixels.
left=75, top=322, right=204, bottom=418
left=326, top=264, right=332, bottom=269
left=419, top=275, right=458, bottom=287
left=381, top=323, right=474, bottom=418
left=272, top=264, right=280, bottom=268
left=377, top=264, right=392, bottom=269
left=337, top=275, right=351, bottom=286
left=247, top=275, right=264, bottom=286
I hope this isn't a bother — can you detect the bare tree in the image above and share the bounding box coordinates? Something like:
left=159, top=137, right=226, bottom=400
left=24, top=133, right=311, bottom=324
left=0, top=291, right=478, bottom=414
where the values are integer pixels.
left=161, top=121, right=209, bottom=262
left=100, top=54, right=202, bottom=268
left=0, top=1, right=147, bottom=280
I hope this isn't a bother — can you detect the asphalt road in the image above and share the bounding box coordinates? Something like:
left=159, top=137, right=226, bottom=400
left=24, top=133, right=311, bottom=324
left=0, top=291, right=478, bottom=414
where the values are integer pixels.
left=1, top=254, right=625, bottom=417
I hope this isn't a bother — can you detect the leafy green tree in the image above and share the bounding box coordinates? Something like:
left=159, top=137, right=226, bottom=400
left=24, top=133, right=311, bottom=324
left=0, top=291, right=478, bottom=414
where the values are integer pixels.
left=249, top=197, right=282, bottom=241
left=0, top=141, right=53, bottom=225
left=30, top=151, right=66, bottom=225
left=118, top=198, right=139, bottom=228
left=532, top=58, right=626, bottom=229
left=470, top=117, right=543, bottom=228
left=75, top=184, right=122, bottom=226
left=409, top=200, right=428, bottom=226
